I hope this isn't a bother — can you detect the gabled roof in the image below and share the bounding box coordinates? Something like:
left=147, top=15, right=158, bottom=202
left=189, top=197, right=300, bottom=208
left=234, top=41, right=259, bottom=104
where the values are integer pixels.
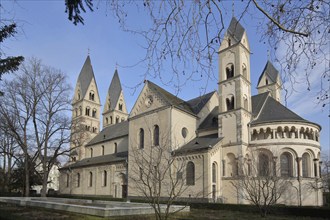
left=186, top=91, right=216, bottom=114
left=77, top=56, right=96, bottom=98
left=257, top=61, right=279, bottom=86
left=251, top=92, right=270, bottom=117
left=146, top=81, right=194, bottom=114
left=198, top=107, right=219, bottom=131
left=173, top=134, right=222, bottom=154
left=86, top=121, right=129, bottom=146
left=251, top=93, right=311, bottom=125
left=227, top=17, right=245, bottom=42
left=60, top=151, right=128, bottom=170
left=107, top=70, right=123, bottom=111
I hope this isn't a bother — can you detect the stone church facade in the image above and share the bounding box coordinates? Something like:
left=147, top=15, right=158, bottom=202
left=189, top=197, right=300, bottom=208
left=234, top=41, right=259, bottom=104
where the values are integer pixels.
left=59, top=18, right=322, bottom=206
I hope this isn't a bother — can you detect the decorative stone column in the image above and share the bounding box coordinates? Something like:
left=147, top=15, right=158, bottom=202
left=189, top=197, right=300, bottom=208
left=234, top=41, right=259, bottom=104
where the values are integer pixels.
left=272, top=156, right=278, bottom=176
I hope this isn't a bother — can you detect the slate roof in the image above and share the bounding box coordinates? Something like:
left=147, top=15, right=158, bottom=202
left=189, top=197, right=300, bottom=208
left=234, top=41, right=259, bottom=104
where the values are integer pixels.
left=257, top=61, right=279, bottom=86
left=147, top=81, right=195, bottom=115
left=186, top=91, right=216, bottom=114
left=227, top=17, right=245, bottom=42
left=77, top=56, right=95, bottom=98
left=60, top=151, right=128, bottom=170
left=107, top=70, right=123, bottom=111
left=198, top=107, right=219, bottom=131
left=173, top=134, right=222, bottom=154
left=251, top=93, right=311, bottom=125
left=86, top=121, right=129, bottom=146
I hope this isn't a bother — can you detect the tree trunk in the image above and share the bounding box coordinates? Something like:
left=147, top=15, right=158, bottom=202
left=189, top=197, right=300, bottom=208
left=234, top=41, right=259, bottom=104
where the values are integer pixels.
left=24, top=151, right=30, bottom=197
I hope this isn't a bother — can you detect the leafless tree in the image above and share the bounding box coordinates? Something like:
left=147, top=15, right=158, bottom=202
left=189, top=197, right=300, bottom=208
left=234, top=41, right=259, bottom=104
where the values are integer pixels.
left=0, top=57, right=72, bottom=197
left=66, top=0, right=329, bottom=107
left=129, top=128, right=195, bottom=220
left=231, top=150, right=290, bottom=217
left=0, top=117, right=20, bottom=192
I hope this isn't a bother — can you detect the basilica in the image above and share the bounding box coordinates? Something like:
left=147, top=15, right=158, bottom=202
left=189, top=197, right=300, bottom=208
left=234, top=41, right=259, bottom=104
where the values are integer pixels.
left=59, top=18, right=322, bottom=206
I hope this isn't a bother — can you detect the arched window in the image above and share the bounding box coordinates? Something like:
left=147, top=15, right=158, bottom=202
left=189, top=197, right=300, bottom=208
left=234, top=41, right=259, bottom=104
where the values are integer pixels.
left=186, top=161, right=195, bottom=185
left=103, top=170, right=107, bottom=186
left=139, top=128, right=144, bottom=149
left=119, top=103, right=123, bottom=111
left=85, top=107, right=90, bottom=116
left=227, top=153, right=237, bottom=176
left=265, top=79, right=269, bottom=85
left=226, top=95, right=235, bottom=111
left=75, top=108, right=78, bottom=117
left=243, top=95, right=248, bottom=110
left=259, top=153, right=270, bottom=176
left=110, top=116, right=113, bottom=124
left=79, top=106, right=82, bottom=115
left=280, top=153, right=292, bottom=177
left=77, top=90, right=81, bottom=100
left=302, top=153, right=310, bottom=177
left=102, top=145, right=105, bottom=155
left=89, top=91, right=95, bottom=101
left=114, top=143, right=117, bottom=153
left=116, top=116, right=119, bottom=124
left=242, top=64, right=247, bottom=78
left=92, top=109, right=97, bottom=118
left=90, top=148, right=93, bottom=158
left=228, top=38, right=231, bottom=47
left=226, top=64, right=234, bottom=79
left=153, top=125, right=159, bottom=146
left=77, top=173, right=80, bottom=187
left=212, top=162, right=217, bottom=183
left=89, top=172, right=93, bottom=187
left=106, top=117, right=108, bottom=124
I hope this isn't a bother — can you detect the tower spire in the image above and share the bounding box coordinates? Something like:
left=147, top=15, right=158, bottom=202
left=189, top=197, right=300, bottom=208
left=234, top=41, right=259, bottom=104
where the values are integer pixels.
left=232, top=0, right=235, bottom=17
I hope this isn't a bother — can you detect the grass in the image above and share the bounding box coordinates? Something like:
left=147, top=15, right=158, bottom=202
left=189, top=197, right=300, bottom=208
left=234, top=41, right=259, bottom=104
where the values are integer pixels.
left=0, top=202, right=328, bottom=220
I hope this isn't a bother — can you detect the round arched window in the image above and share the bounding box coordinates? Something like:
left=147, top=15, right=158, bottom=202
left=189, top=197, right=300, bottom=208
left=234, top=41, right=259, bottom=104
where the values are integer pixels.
left=181, top=127, right=188, bottom=138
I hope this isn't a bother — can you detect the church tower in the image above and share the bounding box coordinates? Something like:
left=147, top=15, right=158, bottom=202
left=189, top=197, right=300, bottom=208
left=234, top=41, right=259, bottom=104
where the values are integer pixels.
left=218, top=17, right=252, bottom=147
left=257, top=61, right=282, bottom=102
left=102, top=69, right=128, bottom=128
left=71, top=56, right=101, bottom=161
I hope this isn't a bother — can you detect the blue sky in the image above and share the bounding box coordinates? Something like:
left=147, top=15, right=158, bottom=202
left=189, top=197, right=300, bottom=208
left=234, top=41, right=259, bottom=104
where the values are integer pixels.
left=1, top=1, right=329, bottom=158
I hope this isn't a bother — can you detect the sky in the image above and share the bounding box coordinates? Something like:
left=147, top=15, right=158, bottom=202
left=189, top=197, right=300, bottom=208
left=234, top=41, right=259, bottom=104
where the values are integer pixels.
left=1, top=1, right=329, bottom=158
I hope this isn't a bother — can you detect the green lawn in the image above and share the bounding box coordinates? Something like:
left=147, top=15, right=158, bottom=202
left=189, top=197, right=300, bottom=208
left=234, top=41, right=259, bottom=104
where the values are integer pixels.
left=0, top=202, right=327, bottom=220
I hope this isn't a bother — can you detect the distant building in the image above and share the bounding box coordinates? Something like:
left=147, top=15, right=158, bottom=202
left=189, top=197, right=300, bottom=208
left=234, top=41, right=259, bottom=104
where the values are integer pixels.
left=32, top=156, right=60, bottom=194
left=59, top=18, right=322, bottom=206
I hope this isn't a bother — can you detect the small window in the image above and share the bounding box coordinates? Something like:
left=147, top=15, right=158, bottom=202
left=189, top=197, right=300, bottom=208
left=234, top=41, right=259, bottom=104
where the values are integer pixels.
left=89, top=91, right=95, bottom=101
left=66, top=173, right=70, bottom=187
left=92, top=109, right=97, bottom=118
left=116, top=116, right=119, bottom=124
left=280, top=152, right=292, bottom=177
left=266, top=79, right=269, bottom=85
left=85, top=107, right=90, bottom=116
left=186, top=161, right=195, bottom=185
left=139, top=128, right=144, bottom=149
left=228, top=38, right=231, bottom=47
left=114, top=143, right=117, bottom=153
left=153, top=125, right=160, bottom=146
left=90, top=148, right=93, bottom=158
left=181, top=127, right=188, bottom=138
left=226, top=95, right=235, bottom=111
left=106, top=117, right=109, bottom=124
left=79, top=106, right=82, bottom=115
left=89, top=172, right=93, bottom=187
left=119, top=103, right=123, bottom=111
left=102, top=145, right=105, bottom=155
left=77, top=173, right=80, bottom=187
left=226, top=64, right=234, bottom=79
left=110, top=116, right=113, bottom=124
left=103, top=170, right=107, bottom=187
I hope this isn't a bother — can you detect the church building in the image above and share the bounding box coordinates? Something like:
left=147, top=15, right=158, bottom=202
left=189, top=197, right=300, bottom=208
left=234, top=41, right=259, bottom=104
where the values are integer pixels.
left=59, top=18, right=322, bottom=206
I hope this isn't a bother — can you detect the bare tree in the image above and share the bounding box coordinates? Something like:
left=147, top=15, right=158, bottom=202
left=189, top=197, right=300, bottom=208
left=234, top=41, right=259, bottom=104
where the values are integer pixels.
left=65, top=0, right=329, bottom=107
left=129, top=128, right=194, bottom=220
left=0, top=58, right=72, bottom=197
left=231, top=150, right=290, bottom=217
left=0, top=118, right=20, bottom=192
